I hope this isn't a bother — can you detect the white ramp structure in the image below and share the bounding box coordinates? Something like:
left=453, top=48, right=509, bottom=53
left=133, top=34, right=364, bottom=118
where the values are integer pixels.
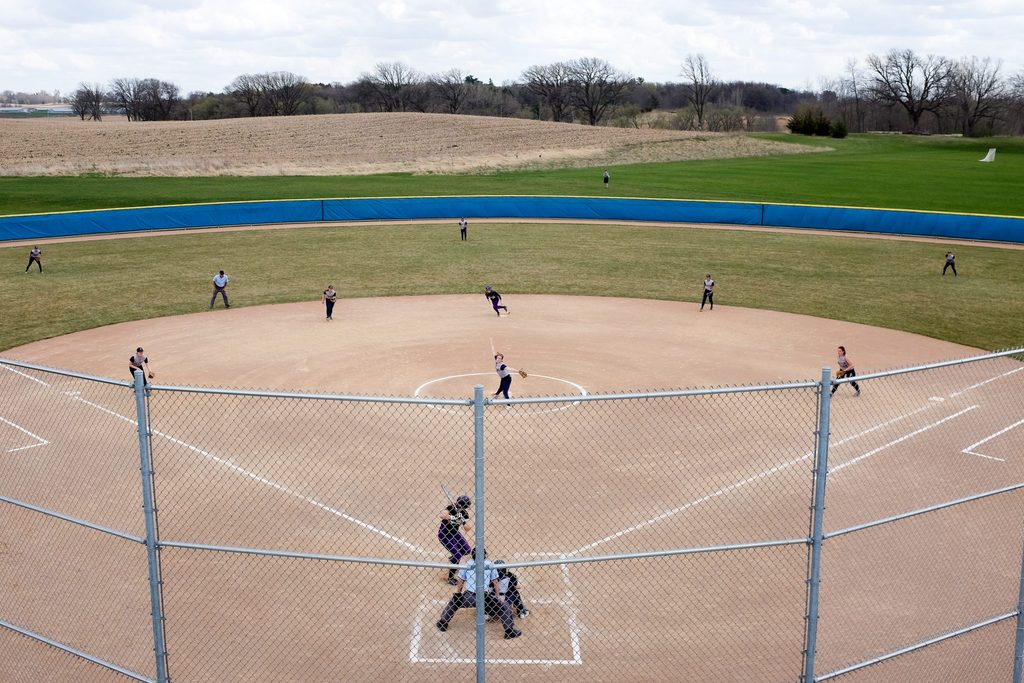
left=980, top=148, right=996, bottom=162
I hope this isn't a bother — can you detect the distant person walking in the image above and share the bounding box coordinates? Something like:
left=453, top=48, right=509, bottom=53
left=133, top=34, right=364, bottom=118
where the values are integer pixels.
left=700, top=273, right=715, bottom=311
left=25, top=246, right=42, bottom=273
left=942, top=252, right=957, bottom=277
left=322, top=284, right=337, bottom=320
left=603, top=170, right=610, bottom=189
left=210, top=270, right=230, bottom=308
left=459, top=217, right=468, bottom=241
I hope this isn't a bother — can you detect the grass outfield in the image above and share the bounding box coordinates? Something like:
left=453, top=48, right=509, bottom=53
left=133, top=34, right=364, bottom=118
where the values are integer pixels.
left=2, top=222, right=1022, bottom=353
left=1, top=134, right=1023, bottom=217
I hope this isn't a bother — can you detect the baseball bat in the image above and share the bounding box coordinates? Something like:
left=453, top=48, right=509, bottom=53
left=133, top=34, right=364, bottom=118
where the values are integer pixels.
left=441, top=484, right=454, bottom=505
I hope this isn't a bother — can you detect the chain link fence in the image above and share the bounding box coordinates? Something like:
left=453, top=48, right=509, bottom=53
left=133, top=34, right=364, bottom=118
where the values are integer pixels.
left=1, top=349, right=1022, bottom=682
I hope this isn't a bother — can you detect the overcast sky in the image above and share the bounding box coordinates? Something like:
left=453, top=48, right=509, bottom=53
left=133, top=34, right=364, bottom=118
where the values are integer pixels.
left=2, top=0, right=1022, bottom=96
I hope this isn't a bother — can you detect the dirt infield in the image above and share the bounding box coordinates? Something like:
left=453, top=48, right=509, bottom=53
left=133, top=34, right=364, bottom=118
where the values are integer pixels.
left=0, top=113, right=821, bottom=177
left=4, top=296, right=1022, bottom=681
left=0, top=295, right=981, bottom=392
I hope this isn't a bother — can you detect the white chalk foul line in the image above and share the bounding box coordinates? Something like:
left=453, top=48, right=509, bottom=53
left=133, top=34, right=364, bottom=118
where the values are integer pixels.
left=570, top=401, right=950, bottom=556
left=63, top=394, right=427, bottom=554
left=961, top=418, right=1024, bottom=463
left=949, top=366, right=1024, bottom=398
left=0, top=364, right=51, bottom=386
left=0, top=416, right=50, bottom=453
left=829, top=405, right=978, bottom=474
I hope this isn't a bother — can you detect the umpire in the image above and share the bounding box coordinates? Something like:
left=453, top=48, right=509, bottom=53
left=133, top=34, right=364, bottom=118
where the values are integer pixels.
left=436, top=548, right=522, bottom=640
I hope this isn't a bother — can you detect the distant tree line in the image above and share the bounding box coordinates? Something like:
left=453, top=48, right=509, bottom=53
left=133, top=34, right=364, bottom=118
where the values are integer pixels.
left=3, top=49, right=1022, bottom=135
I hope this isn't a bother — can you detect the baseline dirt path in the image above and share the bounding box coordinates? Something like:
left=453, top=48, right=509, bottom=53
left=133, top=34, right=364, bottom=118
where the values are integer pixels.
left=1, top=294, right=980, bottom=392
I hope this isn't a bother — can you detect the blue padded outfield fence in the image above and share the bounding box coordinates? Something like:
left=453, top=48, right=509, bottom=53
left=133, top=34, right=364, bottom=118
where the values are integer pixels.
left=1, top=196, right=1023, bottom=243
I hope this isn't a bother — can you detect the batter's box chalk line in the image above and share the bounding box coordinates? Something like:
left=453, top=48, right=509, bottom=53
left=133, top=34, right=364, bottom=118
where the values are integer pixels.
left=409, top=553, right=583, bottom=666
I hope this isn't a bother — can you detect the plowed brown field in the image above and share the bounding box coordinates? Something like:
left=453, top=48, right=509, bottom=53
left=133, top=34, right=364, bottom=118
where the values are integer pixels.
left=0, top=112, right=817, bottom=177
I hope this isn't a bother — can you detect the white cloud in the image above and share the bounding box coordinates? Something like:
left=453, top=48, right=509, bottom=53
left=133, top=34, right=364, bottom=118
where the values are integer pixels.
left=0, top=0, right=1020, bottom=95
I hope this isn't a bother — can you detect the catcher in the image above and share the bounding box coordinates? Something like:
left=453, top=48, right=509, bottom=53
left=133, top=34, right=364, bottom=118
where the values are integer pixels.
left=128, top=346, right=156, bottom=386
left=831, top=345, right=861, bottom=397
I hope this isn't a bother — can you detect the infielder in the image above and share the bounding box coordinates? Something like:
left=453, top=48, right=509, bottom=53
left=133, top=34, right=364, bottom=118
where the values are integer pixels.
left=831, top=345, right=861, bottom=396
left=128, top=347, right=155, bottom=386
left=700, top=273, right=715, bottom=311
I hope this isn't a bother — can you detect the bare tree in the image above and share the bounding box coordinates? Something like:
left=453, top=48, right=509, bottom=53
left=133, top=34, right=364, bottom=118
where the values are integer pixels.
left=680, top=54, right=719, bottom=130
left=1007, top=71, right=1024, bottom=135
left=522, top=62, right=573, bottom=122
left=227, top=73, right=269, bottom=117
left=264, top=71, right=311, bottom=115
left=431, top=68, right=469, bottom=114
left=109, top=77, right=147, bottom=121
left=72, top=83, right=104, bottom=121
left=142, top=79, right=180, bottom=120
left=362, top=62, right=423, bottom=112
left=866, top=49, right=953, bottom=133
left=838, top=58, right=866, bottom=132
left=949, top=56, right=1005, bottom=136
left=565, top=57, right=634, bottom=125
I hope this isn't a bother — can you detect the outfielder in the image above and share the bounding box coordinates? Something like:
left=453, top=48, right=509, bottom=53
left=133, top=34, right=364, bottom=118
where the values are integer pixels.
left=438, top=495, right=472, bottom=584
left=25, top=246, right=42, bottom=273
left=831, top=345, right=861, bottom=396
left=210, top=270, right=230, bottom=308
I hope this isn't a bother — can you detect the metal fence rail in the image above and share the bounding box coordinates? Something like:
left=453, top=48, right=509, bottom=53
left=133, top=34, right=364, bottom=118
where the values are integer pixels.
left=0, top=348, right=1022, bottom=682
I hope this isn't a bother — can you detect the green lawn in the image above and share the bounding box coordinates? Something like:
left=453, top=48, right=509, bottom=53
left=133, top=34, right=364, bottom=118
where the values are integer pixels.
left=3, top=221, right=1022, bottom=353
left=2, top=132, right=1023, bottom=354
left=1, top=134, right=1022, bottom=217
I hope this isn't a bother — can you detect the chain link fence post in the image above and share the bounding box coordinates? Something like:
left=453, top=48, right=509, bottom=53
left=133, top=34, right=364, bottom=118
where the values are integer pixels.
left=1014, top=537, right=1024, bottom=683
left=802, top=367, right=832, bottom=683
left=473, top=384, right=486, bottom=683
left=133, top=371, right=169, bottom=683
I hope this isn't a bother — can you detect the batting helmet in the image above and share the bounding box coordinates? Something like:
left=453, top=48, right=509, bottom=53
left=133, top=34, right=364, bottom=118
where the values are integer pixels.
left=456, top=495, right=471, bottom=508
